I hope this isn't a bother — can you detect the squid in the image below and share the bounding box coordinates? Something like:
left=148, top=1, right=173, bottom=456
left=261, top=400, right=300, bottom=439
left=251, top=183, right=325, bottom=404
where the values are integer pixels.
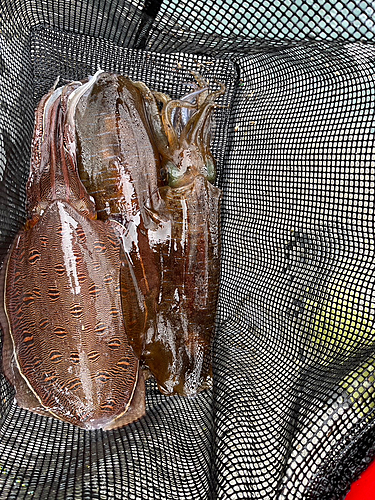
left=0, top=73, right=145, bottom=430
left=75, top=72, right=224, bottom=397
left=145, top=75, right=224, bottom=396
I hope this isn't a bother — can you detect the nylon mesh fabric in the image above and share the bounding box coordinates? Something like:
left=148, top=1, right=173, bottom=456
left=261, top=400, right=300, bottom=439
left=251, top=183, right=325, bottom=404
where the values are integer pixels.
left=1, top=1, right=375, bottom=499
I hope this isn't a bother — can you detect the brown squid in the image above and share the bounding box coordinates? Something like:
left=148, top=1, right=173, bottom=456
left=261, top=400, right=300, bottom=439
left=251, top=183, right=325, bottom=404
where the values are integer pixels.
left=74, top=72, right=171, bottom=362
left=0, top=73, right=145, bottom=430
left=145, top=76, right=224, bottom=396
left=75, top=72, right=224, bottom=397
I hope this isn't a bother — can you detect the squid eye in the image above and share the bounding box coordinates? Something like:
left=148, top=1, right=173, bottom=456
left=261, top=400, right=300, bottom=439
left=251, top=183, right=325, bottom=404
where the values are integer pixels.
left=164, top=160, right=184, bottom=187
left=205, top=157, right=216, bottom=183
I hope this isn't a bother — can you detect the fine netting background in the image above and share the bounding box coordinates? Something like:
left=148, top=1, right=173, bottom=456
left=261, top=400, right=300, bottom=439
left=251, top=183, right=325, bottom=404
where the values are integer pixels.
left=1, top=1, right=375, bottom=499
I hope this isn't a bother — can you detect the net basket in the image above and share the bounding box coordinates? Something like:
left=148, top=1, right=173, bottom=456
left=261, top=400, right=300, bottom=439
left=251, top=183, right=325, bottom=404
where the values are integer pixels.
left=1, top=1, right=375, bottom=498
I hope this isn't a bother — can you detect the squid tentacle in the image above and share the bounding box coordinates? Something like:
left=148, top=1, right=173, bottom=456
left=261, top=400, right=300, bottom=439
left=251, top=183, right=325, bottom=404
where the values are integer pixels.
left=163, top=99, right=196, bottom=150
left=132, top=82, right=171, bottom=157
left=180, top=99, right=215, bottom=146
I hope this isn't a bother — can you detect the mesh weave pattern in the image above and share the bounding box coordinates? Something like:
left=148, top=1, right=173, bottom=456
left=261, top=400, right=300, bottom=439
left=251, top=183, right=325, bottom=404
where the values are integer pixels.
left=1, top=1, right=375, bottom=499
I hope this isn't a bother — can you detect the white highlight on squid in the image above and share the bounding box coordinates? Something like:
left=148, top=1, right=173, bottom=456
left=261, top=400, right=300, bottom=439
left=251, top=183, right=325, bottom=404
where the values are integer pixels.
left=181, top=198, right=188, bottom=251
left=41, top=85, right=63, bottom=143
left=148, top=219, right=172, bottom=249
left=78, top=349, right=94, bottom=410
left=66, top=68, right=104, bottom=132
left=58, top=201, right=81, bottom=295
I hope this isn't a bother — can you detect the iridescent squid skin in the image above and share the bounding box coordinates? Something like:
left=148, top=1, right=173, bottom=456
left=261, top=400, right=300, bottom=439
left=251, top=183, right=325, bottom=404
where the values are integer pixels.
left=0, top=74, right=145, bottom=430
left=75, top=72, right=224, bottom=397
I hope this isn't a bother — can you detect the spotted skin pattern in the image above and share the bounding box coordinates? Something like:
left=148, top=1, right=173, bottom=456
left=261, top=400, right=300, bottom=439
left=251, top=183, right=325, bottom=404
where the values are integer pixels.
left=5, top=202, right=140, bottom=428
left=1, top=74, right=144, bottom=430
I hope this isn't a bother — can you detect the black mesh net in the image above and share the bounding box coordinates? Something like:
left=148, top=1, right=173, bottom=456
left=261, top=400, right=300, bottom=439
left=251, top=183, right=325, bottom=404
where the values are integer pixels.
left=1, top=1, right=375, bottom=498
